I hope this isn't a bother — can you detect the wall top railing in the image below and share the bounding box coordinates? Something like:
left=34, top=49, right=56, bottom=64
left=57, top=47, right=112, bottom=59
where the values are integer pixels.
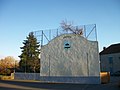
left=32, top=24, right=97, bottom=46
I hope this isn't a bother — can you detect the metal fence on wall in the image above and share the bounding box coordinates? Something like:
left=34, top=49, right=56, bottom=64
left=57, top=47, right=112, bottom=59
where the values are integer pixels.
left=33, top=24, right=97, bottom=47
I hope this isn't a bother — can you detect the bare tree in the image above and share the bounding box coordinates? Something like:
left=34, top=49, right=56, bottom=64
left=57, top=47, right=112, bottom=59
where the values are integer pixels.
left=60, top=20, right=83, bottom=35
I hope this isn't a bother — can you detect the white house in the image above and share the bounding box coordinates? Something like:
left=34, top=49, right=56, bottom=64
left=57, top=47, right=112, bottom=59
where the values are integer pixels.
left=100, top=43, right=120, bottom=74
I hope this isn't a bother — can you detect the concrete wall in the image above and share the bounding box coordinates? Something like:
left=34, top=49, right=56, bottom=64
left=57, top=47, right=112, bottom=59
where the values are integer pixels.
left=40, top=76, right=100, bottom=84
left=40, top=34, right=100, bottom=84
left=14, top=73, right=40, bottom=80
left=100, top=53, right=120, bottom=73
left=14, top=73, right=100, bottom=84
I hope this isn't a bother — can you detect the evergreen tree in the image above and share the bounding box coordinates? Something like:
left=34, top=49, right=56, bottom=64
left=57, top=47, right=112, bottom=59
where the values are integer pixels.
left=19, top=32, right=40, bottom=73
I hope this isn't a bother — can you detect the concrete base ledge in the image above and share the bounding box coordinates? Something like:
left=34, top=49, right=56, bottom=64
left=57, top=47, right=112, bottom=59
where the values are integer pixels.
left=14, top=73, right=40, bottom=80
left=14, top=73, right=100, bottom=84
left=40, top=76, right=101, bottom=84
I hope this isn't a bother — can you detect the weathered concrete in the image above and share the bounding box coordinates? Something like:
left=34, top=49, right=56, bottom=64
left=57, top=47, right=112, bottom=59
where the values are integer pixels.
left=40, top=76, right=100, bottom=84
left=40, top=34, right=100, bottom=84
left=14, top=73, right=40, bottom=80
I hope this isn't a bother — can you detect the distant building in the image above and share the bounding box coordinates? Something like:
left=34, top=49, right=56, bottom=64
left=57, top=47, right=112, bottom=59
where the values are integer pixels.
left=100, top=43, right=120, bottom=74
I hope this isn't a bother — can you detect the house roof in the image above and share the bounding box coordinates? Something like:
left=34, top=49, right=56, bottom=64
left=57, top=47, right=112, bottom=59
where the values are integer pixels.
left=100, top=43, right=120, bottom=55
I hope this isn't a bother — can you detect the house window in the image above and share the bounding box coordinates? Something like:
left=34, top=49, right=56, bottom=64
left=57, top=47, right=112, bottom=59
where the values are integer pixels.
left=108, top=57, right=113, bottom=64
left=110, top=67, right=113, bottom=73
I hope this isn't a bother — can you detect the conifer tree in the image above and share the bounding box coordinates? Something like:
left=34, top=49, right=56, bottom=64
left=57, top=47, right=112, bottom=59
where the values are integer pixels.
left=19, top=32, right=40, bottom=73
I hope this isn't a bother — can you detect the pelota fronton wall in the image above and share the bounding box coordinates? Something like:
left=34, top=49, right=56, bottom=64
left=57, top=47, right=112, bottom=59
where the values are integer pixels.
left=40, top=34, right=100, bottom=84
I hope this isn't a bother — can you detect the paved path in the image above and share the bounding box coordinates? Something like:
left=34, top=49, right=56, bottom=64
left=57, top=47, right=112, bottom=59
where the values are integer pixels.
left=0, top=79, right=120, bottom=90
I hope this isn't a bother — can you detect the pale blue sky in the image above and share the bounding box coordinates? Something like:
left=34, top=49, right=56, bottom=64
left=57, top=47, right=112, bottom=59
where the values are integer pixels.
left=0, top=0, right=120, bottom=59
